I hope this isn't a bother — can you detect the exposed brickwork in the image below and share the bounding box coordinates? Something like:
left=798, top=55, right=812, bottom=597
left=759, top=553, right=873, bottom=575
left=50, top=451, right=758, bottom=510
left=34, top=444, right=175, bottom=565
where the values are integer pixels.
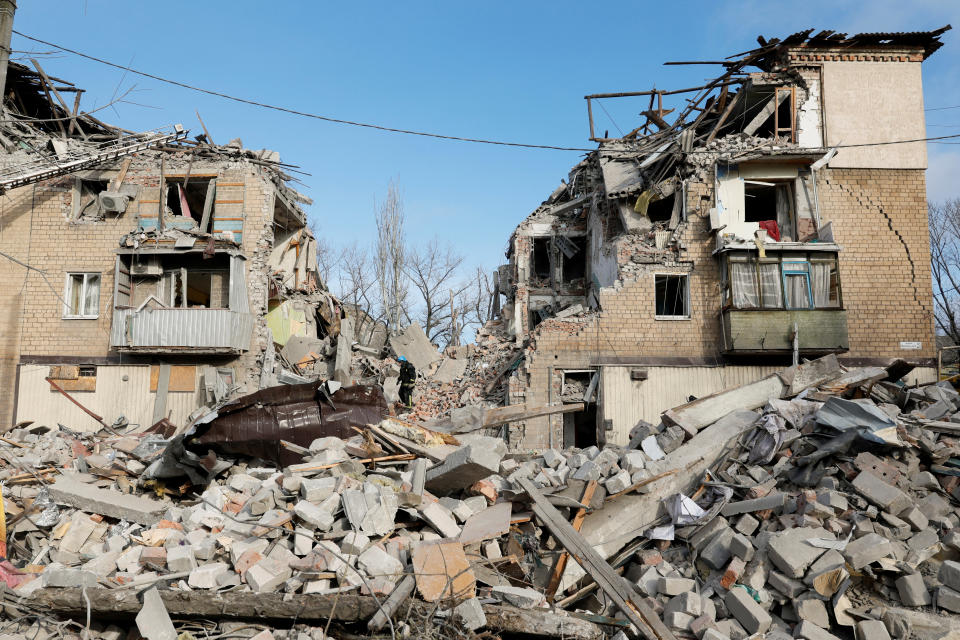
left=0, top=153, right=286, bottom=424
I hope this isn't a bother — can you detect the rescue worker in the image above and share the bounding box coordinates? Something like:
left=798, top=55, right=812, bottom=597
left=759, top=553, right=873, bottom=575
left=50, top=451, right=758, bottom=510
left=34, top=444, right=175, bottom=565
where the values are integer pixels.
left=398, top=356, right=416, bottom=408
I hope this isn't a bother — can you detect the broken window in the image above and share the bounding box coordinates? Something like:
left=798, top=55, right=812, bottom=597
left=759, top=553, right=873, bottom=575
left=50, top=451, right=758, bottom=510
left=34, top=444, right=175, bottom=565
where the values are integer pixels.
left=74, top=178, right=111, bottom=219
left=647, top=193, right=674, bottom=223
left=531, top=238, right=551, bottom=280
left=165, top=177, right=214, bottom=224
left=63, top=272, right=100, bottom=318
left=744, top=181, right=795, bottom=241
left=751, top=86, right=796, bottom=142
left=655, top=274, right=689, bottom=318
left=557, top=236, right=587, bottom=282
left=161, top=269, right=229, bottom=309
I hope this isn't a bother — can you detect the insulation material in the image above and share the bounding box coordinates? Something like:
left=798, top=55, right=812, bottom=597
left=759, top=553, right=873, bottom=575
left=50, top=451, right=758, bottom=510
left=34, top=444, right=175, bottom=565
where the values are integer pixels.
left=265, top=300, right=308, bottom=347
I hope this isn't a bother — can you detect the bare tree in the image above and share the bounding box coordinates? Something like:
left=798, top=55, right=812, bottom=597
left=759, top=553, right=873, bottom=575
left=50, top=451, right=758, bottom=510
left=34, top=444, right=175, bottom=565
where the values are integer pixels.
left=336, top=241, right=378, bottom=320
left=406, top=238, right=467, bottom=344
left=929, top=198, right=960, bottom=345
left=374, top=182, right=408, bottom=332
left=457, top=266, right=495, bottom=337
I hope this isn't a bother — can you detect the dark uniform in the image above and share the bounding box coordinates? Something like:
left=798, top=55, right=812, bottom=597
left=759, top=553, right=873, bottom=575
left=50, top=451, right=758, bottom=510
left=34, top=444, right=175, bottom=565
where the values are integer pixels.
left=399, top=359, right=416, bottom=408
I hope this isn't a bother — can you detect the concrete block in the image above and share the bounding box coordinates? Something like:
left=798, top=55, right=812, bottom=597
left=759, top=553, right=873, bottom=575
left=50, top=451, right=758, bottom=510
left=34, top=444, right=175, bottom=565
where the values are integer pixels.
left=621, top=450, right=647, bottom=474
left=843, top=533, right=893, bottom=570
left=796, top=599, right=829, bottom=628
left=358, top=546, right=403, bottom=582
left=855, top=620, right=892, bottom=640
left=899, top=506, right=929, bottom=531
left=294, top=500, right=335, bottom=531
left=188, top=563, right=230, bottom=589
left=940, top=560, right=960, bottom=591
left=541, top=449, right=564, bottom=469
left=735, top=514, right=760, bottom=536
left=658, top=576, right=695, bottom=595
left=605, top=469, right=632, bottom=494
left=701, top=527, right=735, bottom=570
left=725, top=586, right=771, bottom=635
left=895, top=573, right=931, bottom=606
left=490, top=585, right=545, bottom=608
left=852, top=472, right=911, bottom=515
left=768, top=571, right=805, bottom=598
left=572, top=459, right=601, bottom=482
left=49, top=477, right=167, bottom=526
left=420, top=502, right=461, bottom=538
left=246, top=557, right=290, bottom=593
left=938, top=586, right=960, bottom=614
left=769, top=527, right=834, bottom=578
left=41, top=563, right=97, bottom=588
left=300, top=477, right=338, bottom=502
left=794, top=620, right=841, bottom=640
left=341, top=531, right=371, bottom=555
left=135, top=587, right=177, bottom=640
left=664, top=592, right=702, bottom=617
left=729, top=534, right=755, bottom=561
left=454, top=597, right=487, bottom=631
left=426, top=444, right=502, bottom=493
left=665, top=612, right=694, bottom=630
left=702, top=630, right=731, bottom=640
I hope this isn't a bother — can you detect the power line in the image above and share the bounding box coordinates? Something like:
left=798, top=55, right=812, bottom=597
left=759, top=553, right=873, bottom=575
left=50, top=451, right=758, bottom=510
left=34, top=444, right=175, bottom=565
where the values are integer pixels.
left=12, top=32, right=960, bottom=154
left=12, top=31, right=596, bottom=153
left=927, top=104, right=960, bottom=111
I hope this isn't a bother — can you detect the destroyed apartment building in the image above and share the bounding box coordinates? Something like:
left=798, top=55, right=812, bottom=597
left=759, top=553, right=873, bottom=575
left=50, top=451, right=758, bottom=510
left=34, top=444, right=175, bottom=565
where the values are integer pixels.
left=4, top=26, right=960, bottom=640
left=0, top=60, right=337, bottom=431
left=493, top=28, right=946, bottom=452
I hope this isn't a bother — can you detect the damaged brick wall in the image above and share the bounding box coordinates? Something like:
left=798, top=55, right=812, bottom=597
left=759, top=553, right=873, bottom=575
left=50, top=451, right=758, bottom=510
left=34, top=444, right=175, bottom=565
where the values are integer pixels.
left=817, top=167, right=936, bottom=360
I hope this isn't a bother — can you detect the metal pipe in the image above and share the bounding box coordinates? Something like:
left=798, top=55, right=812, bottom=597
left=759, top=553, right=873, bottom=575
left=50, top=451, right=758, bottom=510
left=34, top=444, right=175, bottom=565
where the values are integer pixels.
left=45, top=377, right=107, bottom=428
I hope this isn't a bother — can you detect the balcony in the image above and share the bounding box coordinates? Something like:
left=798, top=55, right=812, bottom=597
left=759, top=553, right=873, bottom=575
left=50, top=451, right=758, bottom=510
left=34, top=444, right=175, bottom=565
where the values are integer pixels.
left=110, top=307, right=253, bottom=354
left=721, top=309, right=848, bottom=355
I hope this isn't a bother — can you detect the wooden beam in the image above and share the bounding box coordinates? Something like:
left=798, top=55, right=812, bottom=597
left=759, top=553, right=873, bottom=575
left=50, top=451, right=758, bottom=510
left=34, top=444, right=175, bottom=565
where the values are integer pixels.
left=21, top=588, right=607, bottom=640
left=517, top=476, right=678, bottom=640
left=704, top=91, right=743, bottom=145
left=742, top=90, right=790, bottom=137
left=482, top=402, right=585, bottom=428
left=29, top=58, right=66, bottom=138
left=546, top=480, right=597, bottom=601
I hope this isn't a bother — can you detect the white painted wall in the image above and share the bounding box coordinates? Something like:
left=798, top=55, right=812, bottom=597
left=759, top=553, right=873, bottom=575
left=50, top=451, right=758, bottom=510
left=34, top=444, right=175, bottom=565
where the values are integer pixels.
left=16, top=364, right=201, bottom=431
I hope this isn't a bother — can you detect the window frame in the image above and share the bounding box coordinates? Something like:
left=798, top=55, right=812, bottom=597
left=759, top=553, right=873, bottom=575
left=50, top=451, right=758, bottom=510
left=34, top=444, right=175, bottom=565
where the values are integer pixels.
left=723, top=252, right=842, bottom=311
left=781, top=261, right=814, bottom=310
left=63, top=272, right=101, bottom=319
left=654, top=273, right=691, bottom=320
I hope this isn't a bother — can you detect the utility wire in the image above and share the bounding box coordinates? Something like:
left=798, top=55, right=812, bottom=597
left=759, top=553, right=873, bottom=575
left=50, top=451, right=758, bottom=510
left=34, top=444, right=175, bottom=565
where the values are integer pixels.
left=12, top=31, right=595, bottom=152
left=12, top=32, right=960, bottom=153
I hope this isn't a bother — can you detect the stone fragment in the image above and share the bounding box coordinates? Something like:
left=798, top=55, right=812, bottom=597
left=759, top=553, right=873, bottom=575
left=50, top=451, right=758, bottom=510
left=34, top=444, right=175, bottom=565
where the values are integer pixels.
left=420, top=502, right=461, bottom=538
left=188, top=563, right=230, bottom=589
left=454, top=597, right=487, bottom=631
left=768, top=527, right=834, bottom=578
left=855, top=620, right=892, bottom=640
left=941, top=560, right=960, bottom=591
left=412, top=540, right=474, bottom=602
left=795, top=620, right=842, bottom=640
left=851, top=472, right=911, bottom=515
left=135, top=588, right=177, bottom=640
left=895, top=573, right=930, bottom=606
left=425, top=444, right=502, bottom=493
left=796, top=599, right=829, bottom=628
left=490, top=585, right=545, bottom=608
left=659, top=577, right=695, bottom=595
left=843, top=533, right=893, bottom=570
left=938, top=586, right=960, bottom=613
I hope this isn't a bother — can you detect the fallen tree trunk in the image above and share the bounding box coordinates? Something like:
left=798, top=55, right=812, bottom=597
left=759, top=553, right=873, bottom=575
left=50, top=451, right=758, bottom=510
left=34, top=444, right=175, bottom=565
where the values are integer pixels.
left=23, top=588, right=607, bottom=640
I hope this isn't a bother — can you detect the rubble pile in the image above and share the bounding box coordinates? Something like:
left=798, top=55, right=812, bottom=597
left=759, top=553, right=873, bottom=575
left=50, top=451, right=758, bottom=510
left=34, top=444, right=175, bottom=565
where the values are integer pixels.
left=0, top=355, right=958, bottom=639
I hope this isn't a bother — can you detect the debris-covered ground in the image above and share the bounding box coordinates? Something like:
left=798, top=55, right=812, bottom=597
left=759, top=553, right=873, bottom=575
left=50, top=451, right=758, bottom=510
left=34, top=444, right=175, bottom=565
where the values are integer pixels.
left=3, top=354, right=960, bottom=640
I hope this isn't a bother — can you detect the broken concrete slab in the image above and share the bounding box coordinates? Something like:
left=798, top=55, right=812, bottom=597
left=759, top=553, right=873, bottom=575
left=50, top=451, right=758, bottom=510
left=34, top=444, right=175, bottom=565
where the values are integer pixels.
left=135, top=587, right=177, bottom=640
left=434, top=356, right=468, bottom=384
left=425, top=444, right=502, bottom=493
left=389, top=323, right=442, bottom=372
left=48, top=477, right=167, bottom=526
left=459, top=502, right=511, bottom=544
left=412, top=539, right=475, bottom=602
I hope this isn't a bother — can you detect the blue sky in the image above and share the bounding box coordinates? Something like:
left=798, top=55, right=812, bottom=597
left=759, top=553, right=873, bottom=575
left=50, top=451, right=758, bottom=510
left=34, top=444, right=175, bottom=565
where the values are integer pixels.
left=11, top=1, right=960, bottom=278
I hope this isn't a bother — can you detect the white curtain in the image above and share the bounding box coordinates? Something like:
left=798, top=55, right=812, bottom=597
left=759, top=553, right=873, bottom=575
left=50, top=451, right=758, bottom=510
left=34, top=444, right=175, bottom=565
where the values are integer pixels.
left=83, top=274, right=100, bottom=316
left=758, top=263, right=782, bottom=308
left=776, top=184, right=794, bottom=241
left=785, top=274, right=810, bottom=309
left=731, top=262, right=759, bottom=308
left=811, top=263, right=833, bottom=307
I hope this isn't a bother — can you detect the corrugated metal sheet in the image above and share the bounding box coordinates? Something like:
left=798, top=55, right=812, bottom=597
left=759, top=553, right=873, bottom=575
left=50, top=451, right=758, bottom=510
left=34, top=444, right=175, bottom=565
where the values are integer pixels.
left=16, top=364, right=200, bottom=432
left=601, top=365, right=782, bottom=445
left=110, top=308, right=253, bottom=351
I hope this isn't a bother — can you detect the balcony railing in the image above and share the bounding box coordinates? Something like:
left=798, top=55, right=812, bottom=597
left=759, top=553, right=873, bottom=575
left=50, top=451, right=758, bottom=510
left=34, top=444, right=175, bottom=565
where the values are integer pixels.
left=721, top=308, right=848, bottom=354
left=110, top=307, right=253, bottom=353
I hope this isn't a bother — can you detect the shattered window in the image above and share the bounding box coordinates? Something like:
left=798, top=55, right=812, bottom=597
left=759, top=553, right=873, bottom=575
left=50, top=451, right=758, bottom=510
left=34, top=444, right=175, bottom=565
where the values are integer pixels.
left=655, top=274, right=689, bottom=318
left=532, top=238, right=551, bottom=281
left=63, top=272, right=100, bottom=319
left=559, top=236, right=587, bottom=282
left=165, top=177, right=213, bottom=224
left=162, top=269, right=229, bottom=309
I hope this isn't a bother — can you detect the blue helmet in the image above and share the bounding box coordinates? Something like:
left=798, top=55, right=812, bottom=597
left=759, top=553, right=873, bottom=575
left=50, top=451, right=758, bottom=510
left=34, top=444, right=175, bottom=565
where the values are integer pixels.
left=398, top=356, right=407, bottom=362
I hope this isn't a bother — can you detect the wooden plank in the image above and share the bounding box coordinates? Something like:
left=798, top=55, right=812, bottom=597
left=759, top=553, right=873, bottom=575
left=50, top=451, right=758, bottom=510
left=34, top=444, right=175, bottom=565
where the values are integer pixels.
left=517, top=476, right=677, bottom=640
left=152, top=364, right=171, bottom=425
left=30, top=59, right=68, bottom=138
left=483, top=402, right=585, bottom=428
left=703, top=91, right=743, bottom=145
left=546, top=480, right=597, bottom=601
left=150, top=365, right=196, bottom=392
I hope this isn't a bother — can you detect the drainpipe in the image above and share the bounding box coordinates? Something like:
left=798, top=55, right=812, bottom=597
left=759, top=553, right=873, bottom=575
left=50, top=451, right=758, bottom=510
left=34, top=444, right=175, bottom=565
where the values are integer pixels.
left=0, top=1, right=15, bottom=105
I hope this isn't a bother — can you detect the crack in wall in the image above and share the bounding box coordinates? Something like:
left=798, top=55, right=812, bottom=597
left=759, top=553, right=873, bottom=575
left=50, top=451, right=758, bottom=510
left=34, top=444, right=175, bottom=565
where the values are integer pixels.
left=835, top=181, right=929, bottom=316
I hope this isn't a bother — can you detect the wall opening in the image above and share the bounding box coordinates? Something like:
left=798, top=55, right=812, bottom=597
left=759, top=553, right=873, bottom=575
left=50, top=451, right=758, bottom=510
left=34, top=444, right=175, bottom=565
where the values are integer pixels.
left=532, top=238, right=551, bottom=280
left=560, top=237, right=587, bottom=282
left=647, top=193, right=675, bottom=223
left=564, top=404, right=598, bottom=449
left=655, top=274, right=689, bottom=318
left=166, top=177, right=213, bottom=223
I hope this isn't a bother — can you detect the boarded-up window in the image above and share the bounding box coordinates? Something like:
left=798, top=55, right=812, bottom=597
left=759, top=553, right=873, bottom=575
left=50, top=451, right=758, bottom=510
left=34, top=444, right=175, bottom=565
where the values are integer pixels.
left=48, top=365, right=96, bottom=392
left=150, top=365, right=196, bottom=392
